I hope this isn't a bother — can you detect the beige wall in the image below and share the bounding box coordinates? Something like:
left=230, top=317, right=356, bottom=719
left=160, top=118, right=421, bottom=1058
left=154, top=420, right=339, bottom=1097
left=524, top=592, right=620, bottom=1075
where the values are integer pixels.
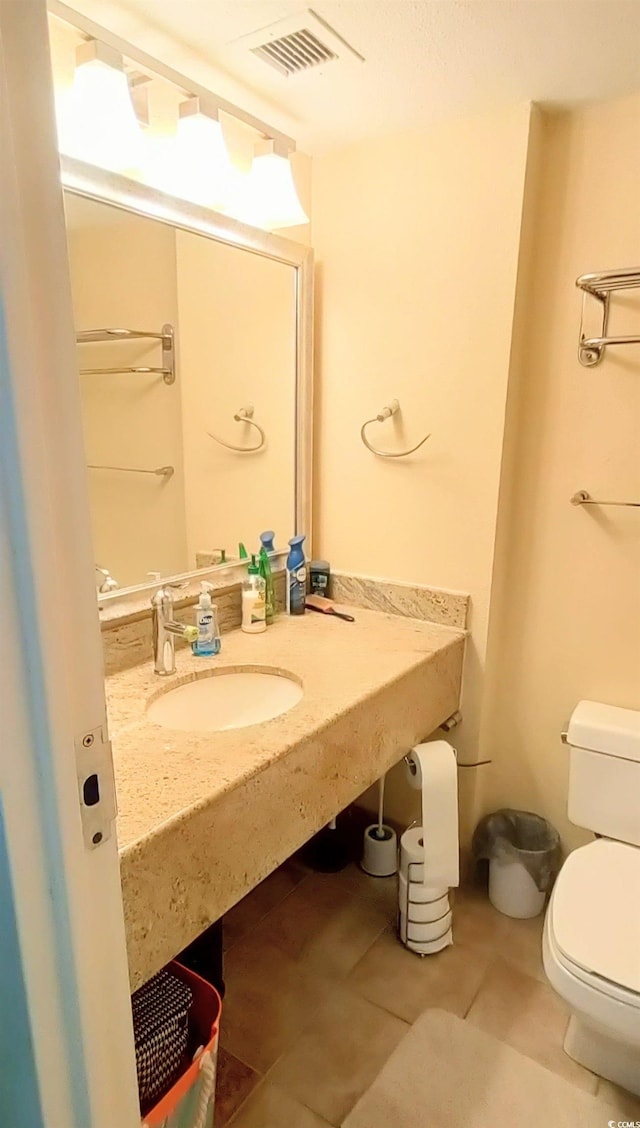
left=67, top=209, right=188, bottom=588
left=176, top=230, right=297, bottom=564
left=312, top=104, right=535, bottom=827
left=479, top=94, right=640, bottom=852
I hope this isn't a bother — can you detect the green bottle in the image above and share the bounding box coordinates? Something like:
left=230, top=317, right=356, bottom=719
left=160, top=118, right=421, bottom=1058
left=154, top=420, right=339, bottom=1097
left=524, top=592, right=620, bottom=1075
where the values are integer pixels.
left=258, top=547, right=275, bottom=624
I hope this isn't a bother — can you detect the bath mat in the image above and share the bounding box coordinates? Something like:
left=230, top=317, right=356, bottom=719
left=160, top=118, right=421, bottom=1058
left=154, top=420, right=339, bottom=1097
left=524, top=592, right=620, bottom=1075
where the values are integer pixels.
left=342, top=1009, right=617, bottom=1128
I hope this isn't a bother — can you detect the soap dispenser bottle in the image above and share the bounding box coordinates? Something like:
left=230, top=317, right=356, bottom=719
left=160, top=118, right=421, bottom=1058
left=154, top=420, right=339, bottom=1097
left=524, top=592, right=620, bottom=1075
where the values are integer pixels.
left=286, top=535, right=307, bottom=615
left=192, top=581, right=221, bottom=656
left=242, top=556, right=267, bottom=634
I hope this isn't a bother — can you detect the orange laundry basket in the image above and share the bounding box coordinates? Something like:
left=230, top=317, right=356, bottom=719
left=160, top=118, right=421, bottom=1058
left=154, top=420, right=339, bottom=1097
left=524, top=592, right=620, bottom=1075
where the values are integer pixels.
left=142, top=962, right=222, bottom=1128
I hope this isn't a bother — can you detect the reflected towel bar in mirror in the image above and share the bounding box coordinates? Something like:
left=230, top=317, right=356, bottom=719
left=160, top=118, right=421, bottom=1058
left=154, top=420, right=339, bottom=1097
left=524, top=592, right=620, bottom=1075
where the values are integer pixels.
left=207, top=405, right=266, bottom=453
left=360, top=398, right=430, bottom=458
left=576, top=268, right=640, bottom=366
left=76, top=324, right=175, bottom=384
left=88, top=464, right=175, bottom=479
left=571, top=490, right=640, bottom=509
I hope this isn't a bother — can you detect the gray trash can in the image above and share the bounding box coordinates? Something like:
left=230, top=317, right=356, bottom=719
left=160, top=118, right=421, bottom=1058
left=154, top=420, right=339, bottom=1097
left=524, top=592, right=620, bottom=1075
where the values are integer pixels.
left=472, top=810, right=561, bottom=919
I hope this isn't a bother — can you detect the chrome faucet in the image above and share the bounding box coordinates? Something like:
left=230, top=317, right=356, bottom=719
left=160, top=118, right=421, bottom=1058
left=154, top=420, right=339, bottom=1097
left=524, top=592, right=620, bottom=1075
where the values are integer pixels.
left=151, top=583, right=194, bottom=676
left=95, top=564, right=118, bottom=593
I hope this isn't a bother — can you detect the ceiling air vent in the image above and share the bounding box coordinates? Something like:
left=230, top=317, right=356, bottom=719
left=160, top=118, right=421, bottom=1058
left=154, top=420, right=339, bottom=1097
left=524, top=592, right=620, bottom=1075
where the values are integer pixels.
left=229, top=11, right=364, bottom=78
left=252, top=28, right=336, bottom=77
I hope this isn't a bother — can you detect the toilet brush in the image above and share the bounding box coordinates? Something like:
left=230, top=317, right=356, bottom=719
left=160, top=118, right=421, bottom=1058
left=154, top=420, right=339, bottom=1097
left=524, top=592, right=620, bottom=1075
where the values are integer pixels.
left=361, top=776, right=398, bottom=877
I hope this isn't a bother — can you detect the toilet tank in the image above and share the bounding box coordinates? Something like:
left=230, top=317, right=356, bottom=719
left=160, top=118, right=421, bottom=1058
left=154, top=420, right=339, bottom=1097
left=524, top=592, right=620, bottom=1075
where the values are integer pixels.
left=566, top=700, right=640, bottom=846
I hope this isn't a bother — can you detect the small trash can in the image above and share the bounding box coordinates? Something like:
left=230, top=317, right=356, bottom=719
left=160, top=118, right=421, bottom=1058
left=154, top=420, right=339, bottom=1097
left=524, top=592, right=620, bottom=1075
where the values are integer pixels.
left=472, top=809, right=561, bottom=919
left=137, top=961, right=221, bottom=1128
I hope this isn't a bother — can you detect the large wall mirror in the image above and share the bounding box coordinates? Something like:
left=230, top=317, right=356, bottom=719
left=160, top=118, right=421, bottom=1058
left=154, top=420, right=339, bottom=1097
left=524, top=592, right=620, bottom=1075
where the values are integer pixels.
left=61, top=158, right=313, bottom=599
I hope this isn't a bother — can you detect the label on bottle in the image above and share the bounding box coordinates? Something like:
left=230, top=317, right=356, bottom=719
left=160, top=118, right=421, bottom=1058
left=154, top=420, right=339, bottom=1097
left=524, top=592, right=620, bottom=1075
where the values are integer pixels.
left=310, top=570, right=329, bottom=596
left=251, top=593, right=266, bottom=624
left=198, top=611, right=213, bottom=638
left=287, top=566, right=307, bottom=613
left=193, top=609, right=219, bottom=654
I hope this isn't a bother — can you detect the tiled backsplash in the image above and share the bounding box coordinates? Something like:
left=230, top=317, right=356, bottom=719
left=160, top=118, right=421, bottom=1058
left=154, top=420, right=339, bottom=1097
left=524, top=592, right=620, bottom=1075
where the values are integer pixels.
left=101, top=569, right=468, bottom=676
left=330, top=572, right=469, bottom=630
left=103, top=572, right=286, bottom=676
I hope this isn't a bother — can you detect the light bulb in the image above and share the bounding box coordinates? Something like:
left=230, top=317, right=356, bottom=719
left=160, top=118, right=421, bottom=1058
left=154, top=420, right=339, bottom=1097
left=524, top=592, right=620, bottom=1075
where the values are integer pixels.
left=231, top=140, right=309, bottom=230
left=56, top=41, right=141, bottom=173
left=155, top=98, right=235, bottom=211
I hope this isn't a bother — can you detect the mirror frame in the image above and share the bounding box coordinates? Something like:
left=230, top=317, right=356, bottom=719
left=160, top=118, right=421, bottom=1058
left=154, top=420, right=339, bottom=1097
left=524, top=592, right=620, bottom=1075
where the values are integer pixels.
left=61, top=156, right=313, bottom=612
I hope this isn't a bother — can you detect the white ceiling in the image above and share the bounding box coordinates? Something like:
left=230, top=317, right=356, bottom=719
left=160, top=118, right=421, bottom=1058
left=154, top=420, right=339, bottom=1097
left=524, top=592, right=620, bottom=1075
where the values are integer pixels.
left=61, top=1, right=640, bottom=153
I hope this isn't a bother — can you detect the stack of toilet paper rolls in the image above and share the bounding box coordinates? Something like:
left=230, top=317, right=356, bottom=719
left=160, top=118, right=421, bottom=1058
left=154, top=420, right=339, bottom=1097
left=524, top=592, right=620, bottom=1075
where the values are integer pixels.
left=399, top=742, right=459, bottom=956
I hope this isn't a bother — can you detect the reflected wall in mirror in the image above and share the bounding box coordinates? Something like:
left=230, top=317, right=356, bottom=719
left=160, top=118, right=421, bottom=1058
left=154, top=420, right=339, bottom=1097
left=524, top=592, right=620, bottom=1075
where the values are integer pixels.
left=64, top=192, right=299, bottom=591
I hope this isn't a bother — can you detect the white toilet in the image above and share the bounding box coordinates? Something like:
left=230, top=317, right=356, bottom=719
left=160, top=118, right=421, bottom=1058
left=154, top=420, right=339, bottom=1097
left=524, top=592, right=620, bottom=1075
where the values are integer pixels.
left=543, top=700, right=640, bottom=1094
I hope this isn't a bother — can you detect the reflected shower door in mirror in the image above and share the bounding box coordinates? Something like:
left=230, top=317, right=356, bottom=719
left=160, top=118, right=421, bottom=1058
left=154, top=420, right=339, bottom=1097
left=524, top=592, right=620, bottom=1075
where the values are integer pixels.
left=64, top=193, right=298, bottom=591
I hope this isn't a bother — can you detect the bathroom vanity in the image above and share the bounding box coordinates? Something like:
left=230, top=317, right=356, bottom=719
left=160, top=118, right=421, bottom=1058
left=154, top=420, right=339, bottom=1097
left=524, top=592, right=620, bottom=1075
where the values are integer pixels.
left=107, top=606, right=465, bottom=989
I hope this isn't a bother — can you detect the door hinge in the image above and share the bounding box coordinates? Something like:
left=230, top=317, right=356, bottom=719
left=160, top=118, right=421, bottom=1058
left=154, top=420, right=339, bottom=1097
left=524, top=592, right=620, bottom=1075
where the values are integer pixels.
left=75, top=725, right=117, bottom=850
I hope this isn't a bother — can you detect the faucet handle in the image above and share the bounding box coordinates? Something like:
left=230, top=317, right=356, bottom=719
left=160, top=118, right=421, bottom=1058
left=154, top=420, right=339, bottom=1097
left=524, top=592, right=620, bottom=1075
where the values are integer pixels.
left=149, top=576, right=189, bottom=608
left=95, top=564, right=118, bottom=593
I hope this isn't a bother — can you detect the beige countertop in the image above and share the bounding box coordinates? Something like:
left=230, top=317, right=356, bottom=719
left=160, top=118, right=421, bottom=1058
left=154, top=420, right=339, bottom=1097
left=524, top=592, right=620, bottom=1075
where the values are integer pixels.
left=108, top=605, right=465, bottom=989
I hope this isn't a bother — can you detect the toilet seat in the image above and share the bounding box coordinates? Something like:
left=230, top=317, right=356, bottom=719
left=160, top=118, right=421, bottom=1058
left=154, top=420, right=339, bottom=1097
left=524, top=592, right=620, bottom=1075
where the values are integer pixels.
left=549, top=839, right=640, bottom=1001
left=549, top=934, right=640, bottom=1010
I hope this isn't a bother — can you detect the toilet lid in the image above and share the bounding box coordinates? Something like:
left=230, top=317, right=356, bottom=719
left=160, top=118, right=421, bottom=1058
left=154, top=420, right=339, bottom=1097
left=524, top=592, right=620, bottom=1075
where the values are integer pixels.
left=551, top=840, right=640, bottom=995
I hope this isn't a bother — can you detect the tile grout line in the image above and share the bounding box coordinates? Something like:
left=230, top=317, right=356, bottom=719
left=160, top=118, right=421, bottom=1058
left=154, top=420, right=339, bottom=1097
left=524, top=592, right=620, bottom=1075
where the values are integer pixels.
left=461, top=953, right=498, bottom=1019
left=221, top=870, right=392, bottom=1084
left=223, top=866, right=314, bottom=954
left=223, top=932, right=404, bottom=1126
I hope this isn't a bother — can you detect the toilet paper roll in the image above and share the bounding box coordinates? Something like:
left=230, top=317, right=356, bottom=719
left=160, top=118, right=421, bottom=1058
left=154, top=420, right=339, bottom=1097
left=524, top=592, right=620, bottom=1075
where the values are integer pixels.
left=399, top=872, right=450, bottom=915
left=400, top=827, right=448, bottom=890
left=407, top=912, right=453, bottom=943
left=403, top=741, right=459, bottom=888
left=406, top=927, right=453, bottom=956
left=399, top=909, right=453, bottom=954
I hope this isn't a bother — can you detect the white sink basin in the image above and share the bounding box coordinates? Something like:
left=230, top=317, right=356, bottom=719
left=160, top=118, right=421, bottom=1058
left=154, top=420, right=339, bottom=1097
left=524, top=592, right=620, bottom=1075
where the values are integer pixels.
left=147, top=669, right=303, bottom=732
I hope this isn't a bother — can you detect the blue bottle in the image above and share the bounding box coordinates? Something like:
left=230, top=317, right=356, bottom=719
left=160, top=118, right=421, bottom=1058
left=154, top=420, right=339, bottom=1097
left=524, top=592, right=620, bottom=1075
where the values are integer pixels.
left=286, top=535, right=306, bottom=615
left=260, top=530, right=276, bottom=554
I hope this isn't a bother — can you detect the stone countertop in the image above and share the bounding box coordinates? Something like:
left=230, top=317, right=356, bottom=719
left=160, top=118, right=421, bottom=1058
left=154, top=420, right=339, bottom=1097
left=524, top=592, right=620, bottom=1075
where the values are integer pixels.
left=108, top=605, right=465, bottom=988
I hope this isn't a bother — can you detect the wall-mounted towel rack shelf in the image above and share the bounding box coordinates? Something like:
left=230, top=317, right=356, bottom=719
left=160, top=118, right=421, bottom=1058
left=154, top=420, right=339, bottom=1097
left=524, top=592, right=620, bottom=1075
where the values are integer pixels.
left=576, top=268, right=640, bottom=366
left=88, top=463, right=174, bottom=479
left=76, top=325, right=175, bottom=384
left=571, top=490, right=640, bottom=509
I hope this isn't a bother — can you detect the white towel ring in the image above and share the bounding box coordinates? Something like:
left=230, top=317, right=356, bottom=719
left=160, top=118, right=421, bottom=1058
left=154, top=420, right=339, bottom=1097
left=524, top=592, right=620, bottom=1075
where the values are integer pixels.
left=207, top=405, right=266, bottom=453
left=361, top=399, right=430, bottom=458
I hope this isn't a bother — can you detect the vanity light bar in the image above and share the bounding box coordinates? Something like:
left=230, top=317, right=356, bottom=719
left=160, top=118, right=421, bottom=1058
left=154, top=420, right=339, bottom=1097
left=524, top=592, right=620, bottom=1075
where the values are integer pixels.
left=76, top=38, right=122, bottom=71
left=179, top=96, right=220, bottom=125
left=49, top=0, right=298, bottom=153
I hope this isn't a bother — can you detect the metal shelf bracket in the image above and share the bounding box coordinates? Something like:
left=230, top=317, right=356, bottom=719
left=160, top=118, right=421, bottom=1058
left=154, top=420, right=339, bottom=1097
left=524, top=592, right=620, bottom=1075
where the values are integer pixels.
left=576, top=268, right=640, bottom=367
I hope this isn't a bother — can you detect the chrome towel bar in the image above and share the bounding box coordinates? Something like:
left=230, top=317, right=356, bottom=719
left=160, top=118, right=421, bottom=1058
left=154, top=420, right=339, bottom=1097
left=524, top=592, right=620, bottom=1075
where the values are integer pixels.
left=571, top=490, right=640, bottom=509
left=79, top=366, right=172, bottom=376
left=88, top=464, right=174, bottom=479
left=76, top=324, right=175, bottom=384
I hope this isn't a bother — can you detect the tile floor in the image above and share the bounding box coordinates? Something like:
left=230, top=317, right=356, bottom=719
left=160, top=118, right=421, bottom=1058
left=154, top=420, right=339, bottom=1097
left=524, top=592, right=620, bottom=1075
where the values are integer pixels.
left=214, top=858, right=640, bottom=1127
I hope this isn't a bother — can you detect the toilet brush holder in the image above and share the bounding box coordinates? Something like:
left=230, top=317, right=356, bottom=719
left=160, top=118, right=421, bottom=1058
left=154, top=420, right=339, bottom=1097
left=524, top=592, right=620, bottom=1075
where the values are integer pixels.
left=361, top=824, right=398, bottom=877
